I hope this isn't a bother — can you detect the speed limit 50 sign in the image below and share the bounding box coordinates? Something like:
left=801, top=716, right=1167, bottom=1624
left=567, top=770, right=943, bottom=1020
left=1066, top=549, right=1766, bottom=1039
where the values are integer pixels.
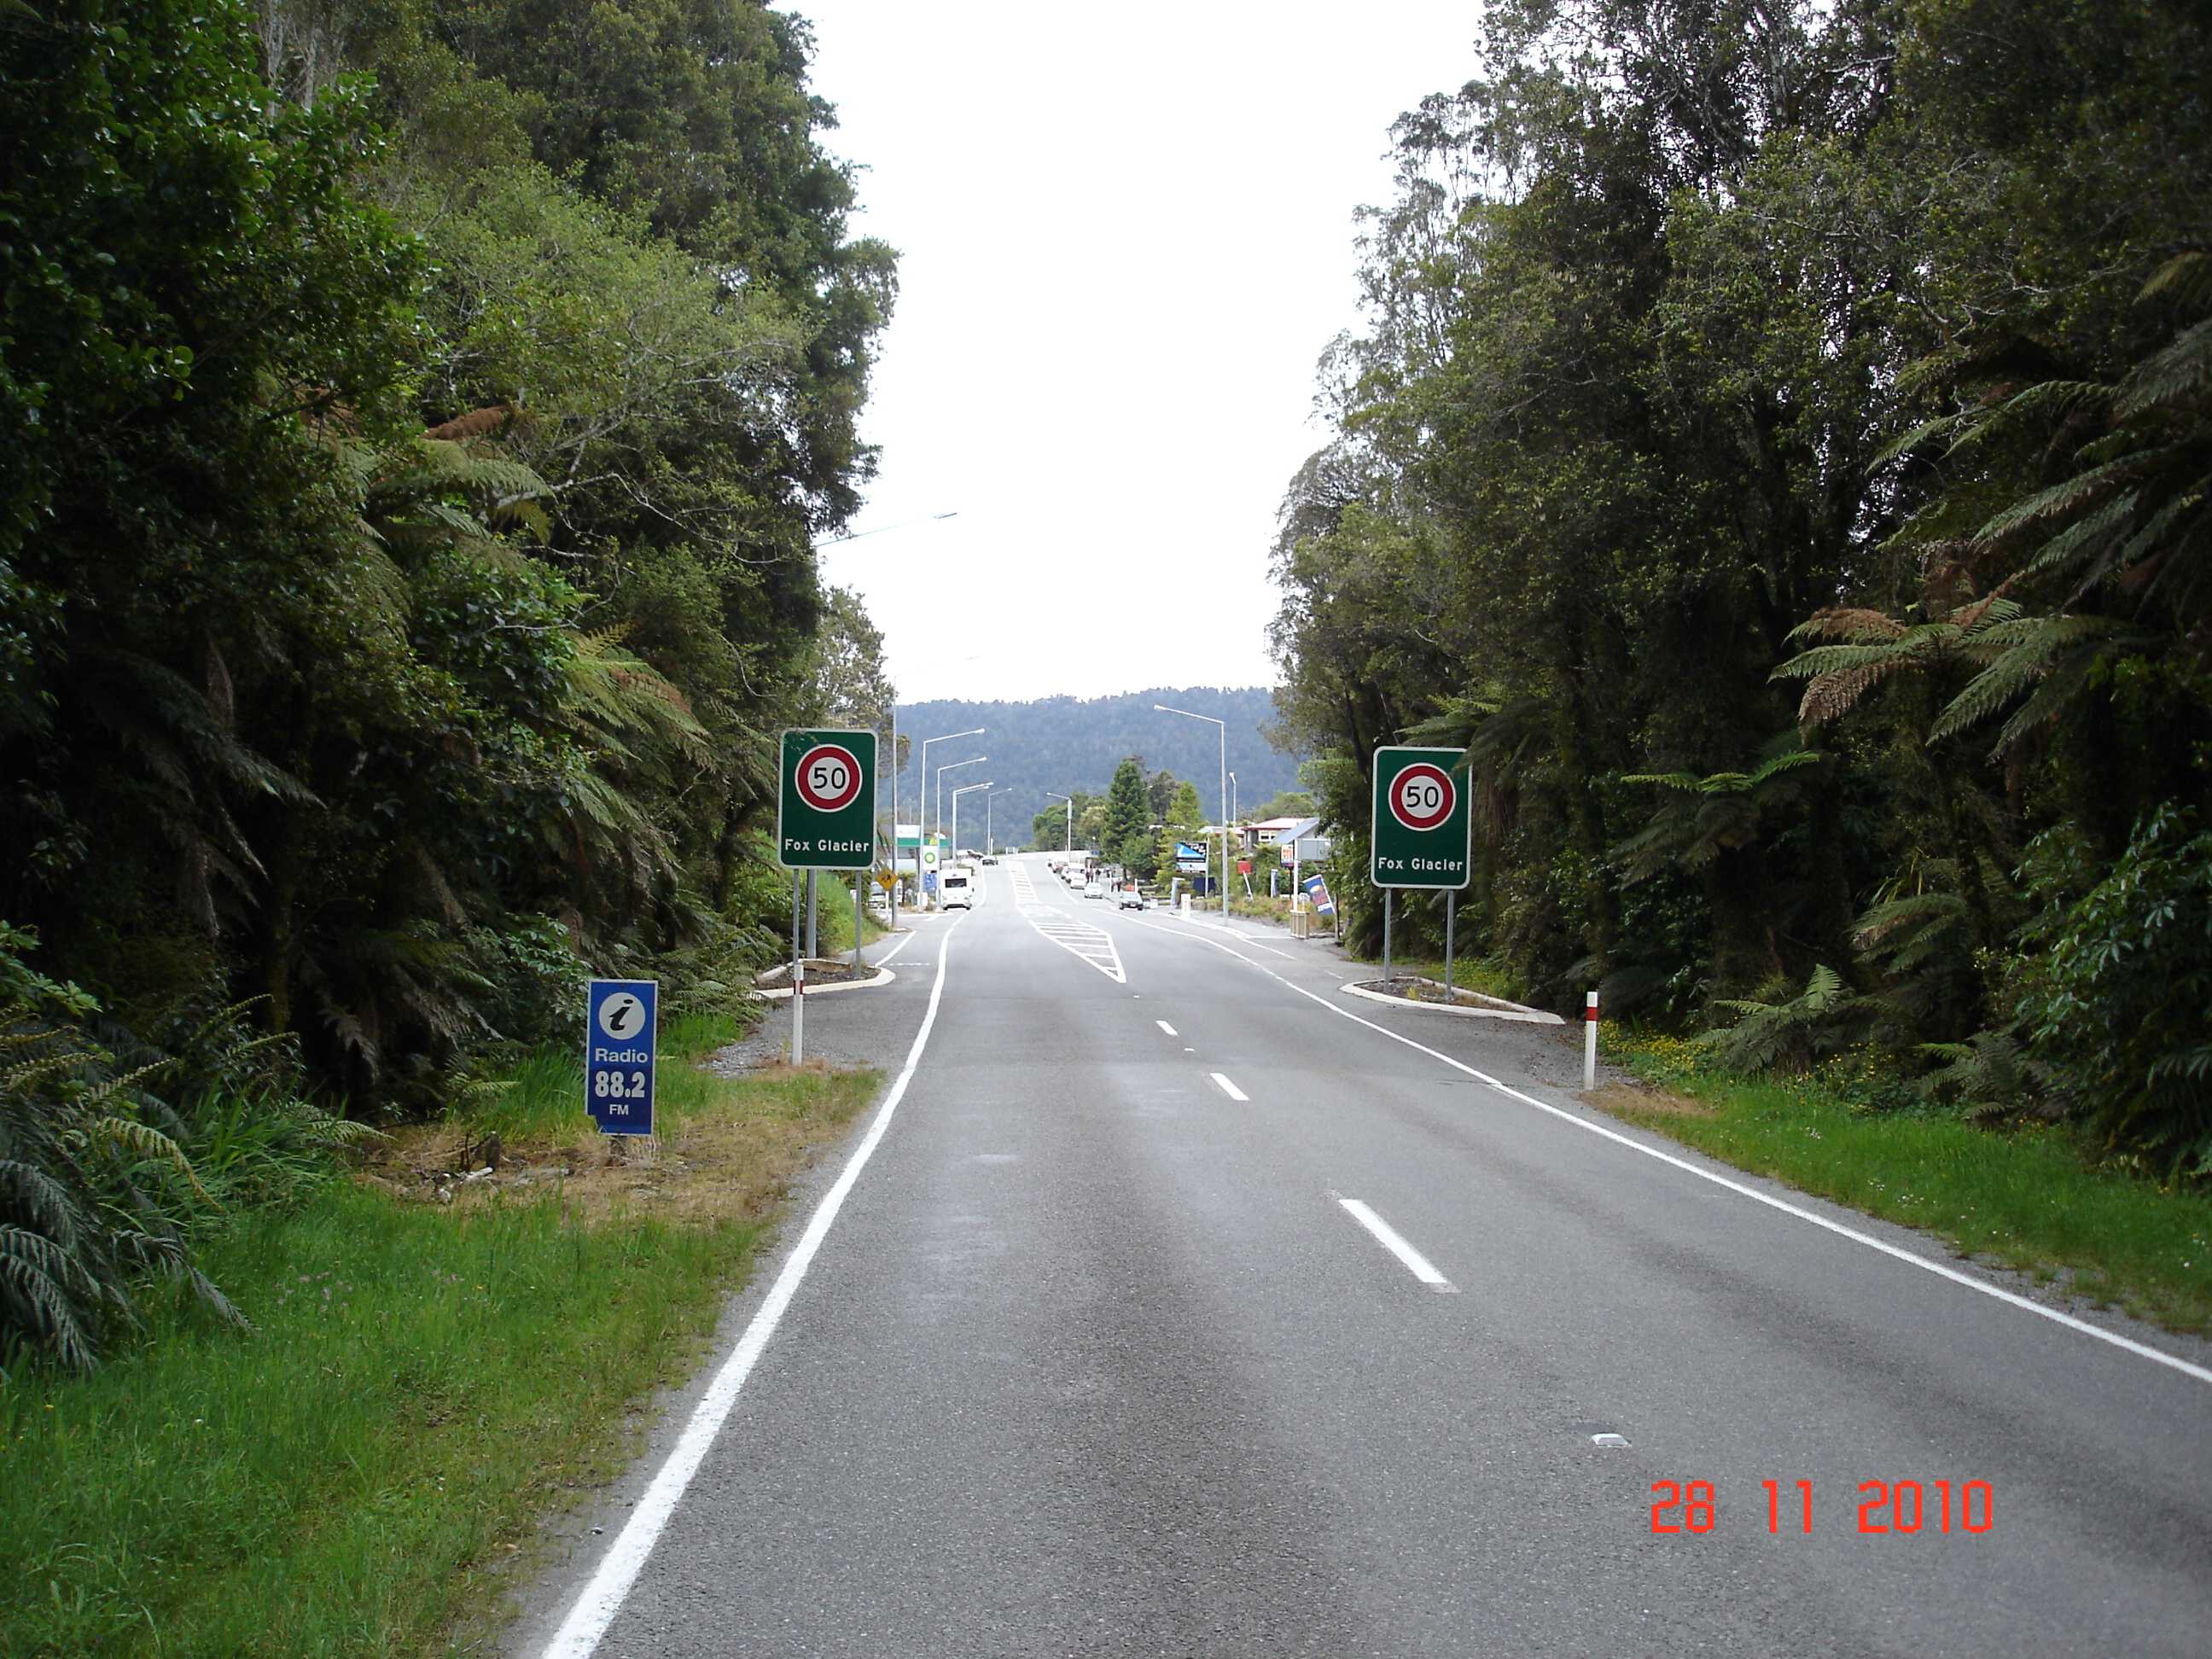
left=1371, top=745, right=1471, bottom=889
left=777, top=728, right=877, bottom=869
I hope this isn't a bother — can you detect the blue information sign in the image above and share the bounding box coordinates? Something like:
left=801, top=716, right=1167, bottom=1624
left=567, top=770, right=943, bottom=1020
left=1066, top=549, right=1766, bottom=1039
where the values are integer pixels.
left=1301, top=873, right=1337, bottom=918
left=585, top=978, right=657, bottom=1136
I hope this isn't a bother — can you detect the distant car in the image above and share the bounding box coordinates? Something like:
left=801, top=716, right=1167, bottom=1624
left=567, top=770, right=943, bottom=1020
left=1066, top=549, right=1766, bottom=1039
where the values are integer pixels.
left=1117, top=885, right=1144, bottom=910
left=1083, top=879, right=1104, bottom=899
left=981, top=855, right=997, bottom=865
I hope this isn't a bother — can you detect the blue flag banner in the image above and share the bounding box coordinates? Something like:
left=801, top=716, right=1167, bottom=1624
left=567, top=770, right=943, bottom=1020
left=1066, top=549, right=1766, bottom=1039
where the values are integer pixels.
left=585, top=978, right=658, bottom=1136
left=1302, top=874, right=1336, bottom=917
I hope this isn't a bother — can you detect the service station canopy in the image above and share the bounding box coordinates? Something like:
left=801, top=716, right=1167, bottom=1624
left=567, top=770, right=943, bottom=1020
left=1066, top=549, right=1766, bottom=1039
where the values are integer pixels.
left=777, top=727, right=877, bottom=870
left=1370, top=744, right=1472, bottom=890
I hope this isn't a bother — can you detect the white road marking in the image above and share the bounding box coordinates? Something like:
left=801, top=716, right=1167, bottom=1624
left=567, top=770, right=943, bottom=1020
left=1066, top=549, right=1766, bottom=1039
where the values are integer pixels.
left=1155, top=1020, right=1178, bottom=1036
left=1126, top=916, right=2212, bottom=1388
left=1182, top=917, right=1296, bottom=958
left=1209, top=1072, right=1249, bottom=1102
left=543, top=919, right=964, bottom=1656
left=1336, top=1197, right=1456, bottom=1290
left=1018, top=901, right=1127, bottom=983
left=872, top=928, right=923, bottom=967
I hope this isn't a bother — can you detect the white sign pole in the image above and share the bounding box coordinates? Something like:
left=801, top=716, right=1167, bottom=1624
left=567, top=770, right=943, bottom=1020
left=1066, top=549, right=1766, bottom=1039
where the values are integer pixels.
left=1585, top=990, right=1599, bottom=1089
left=791, top=871, right=805, bottom=1067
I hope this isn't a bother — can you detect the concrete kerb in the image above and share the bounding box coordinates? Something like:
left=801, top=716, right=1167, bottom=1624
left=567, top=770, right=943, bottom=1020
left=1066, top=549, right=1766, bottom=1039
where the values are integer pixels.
left=1338, top=975, right=1565, bottom=1025
left=751, top=963, right=897, bottom=1002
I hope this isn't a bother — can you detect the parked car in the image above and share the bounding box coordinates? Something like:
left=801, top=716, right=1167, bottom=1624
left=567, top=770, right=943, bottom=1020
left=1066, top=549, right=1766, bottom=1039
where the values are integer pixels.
left=1117, top=884, right=1144, bottom=910
left=1082, top=879, right=1104, bottom=899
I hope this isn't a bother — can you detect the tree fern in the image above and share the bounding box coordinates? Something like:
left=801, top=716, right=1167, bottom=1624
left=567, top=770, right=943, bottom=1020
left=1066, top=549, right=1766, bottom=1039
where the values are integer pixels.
left=1694, top=965, right=1876, bottom=1074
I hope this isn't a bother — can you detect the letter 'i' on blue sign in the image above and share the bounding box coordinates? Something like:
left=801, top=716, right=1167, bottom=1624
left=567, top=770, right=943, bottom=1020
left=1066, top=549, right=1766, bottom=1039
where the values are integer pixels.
left=585, top=979, right=657, bottom=1136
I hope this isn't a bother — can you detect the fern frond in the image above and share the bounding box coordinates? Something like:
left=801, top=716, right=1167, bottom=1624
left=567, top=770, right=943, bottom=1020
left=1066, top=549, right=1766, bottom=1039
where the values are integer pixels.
left=1785, top=607, right=1907, bottom=644
left=2114, top=317, right=2212, bottom=421
left=2139, top=251, right=2212, bottom=309
left=1930, top=614, right=2126, bottom=742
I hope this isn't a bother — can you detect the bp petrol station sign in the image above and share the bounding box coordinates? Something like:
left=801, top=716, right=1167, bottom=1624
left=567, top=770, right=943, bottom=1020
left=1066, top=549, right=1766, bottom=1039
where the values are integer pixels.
left=777, top=728, right=877, bottom=870
left=1371, top=745, right=1472, bottom=889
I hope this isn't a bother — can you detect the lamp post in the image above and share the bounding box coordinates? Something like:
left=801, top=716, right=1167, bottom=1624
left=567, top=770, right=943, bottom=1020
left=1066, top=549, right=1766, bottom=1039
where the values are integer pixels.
left=986, top=787, right=1013, bottom=857
left=1046, top=791, right=1073, bottom=854
left=951, top=780, right=991, bottom=870
left=935, top=756, right=986, bottom=909
left=917, top=726, right=984, bottom=905
left=1155, top=702, right=1228, bottom=922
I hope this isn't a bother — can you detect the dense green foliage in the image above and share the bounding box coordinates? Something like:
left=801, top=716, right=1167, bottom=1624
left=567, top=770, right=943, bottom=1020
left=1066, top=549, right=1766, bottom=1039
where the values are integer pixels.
left=0, top=0, right=893, bottom=1365
left=1270, top=0, right=2212, bottom=1171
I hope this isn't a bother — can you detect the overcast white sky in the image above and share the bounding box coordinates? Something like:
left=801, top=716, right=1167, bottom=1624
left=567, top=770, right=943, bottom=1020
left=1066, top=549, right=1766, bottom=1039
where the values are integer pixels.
left=784, top=2, right=1482, bottom=703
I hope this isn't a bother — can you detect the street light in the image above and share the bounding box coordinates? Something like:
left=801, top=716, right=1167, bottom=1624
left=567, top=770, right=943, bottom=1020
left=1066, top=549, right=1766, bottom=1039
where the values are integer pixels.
left=986, top=787, right=1014, bottom=856
left=916, top=727, right=983, bottom=904
left=1045, top=792, right=1074, bottom=854
left=951, top=780, right=992, bottom=864
left=936, top=754, right=987, bottom=848
left=1155, top=702, right=1229, bottom=921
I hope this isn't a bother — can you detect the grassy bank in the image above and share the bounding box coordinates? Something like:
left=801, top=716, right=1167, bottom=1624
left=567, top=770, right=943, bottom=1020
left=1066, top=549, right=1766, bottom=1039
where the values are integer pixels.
left=0, top=1016, right=880, bottom=1656
left=1601, top=1033, right=2212, bottom=1336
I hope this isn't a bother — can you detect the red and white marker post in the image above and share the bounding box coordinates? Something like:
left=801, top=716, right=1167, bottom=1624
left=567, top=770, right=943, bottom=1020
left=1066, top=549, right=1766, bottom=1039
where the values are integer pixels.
left=1584, top=990, right=1599, bottom=1090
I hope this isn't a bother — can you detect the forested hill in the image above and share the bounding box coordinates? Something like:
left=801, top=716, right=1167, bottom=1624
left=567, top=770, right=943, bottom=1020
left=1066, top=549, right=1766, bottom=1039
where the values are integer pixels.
left=891, top=689, right=1306, bottom=841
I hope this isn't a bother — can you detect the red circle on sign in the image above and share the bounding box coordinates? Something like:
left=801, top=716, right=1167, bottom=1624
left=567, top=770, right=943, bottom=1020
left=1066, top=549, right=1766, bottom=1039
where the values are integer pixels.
left=1388, top=762, right=1456, bottom=831
left=794, top=743, right=864, bottom=812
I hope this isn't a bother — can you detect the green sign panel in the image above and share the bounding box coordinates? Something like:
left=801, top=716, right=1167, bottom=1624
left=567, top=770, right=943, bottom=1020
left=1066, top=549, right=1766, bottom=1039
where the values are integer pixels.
left=777, top=728, right=877, bottom=870
left=1370, top=745, right=1471, bottom=889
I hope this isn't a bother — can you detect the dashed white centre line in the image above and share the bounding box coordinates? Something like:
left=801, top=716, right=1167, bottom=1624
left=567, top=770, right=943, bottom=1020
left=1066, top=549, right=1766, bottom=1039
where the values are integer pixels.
left=1155, top=1020, right=1179, bottom=1037
left=1336, top=1197, right=1457, bottom=1291
left=1209, top=1072, right=1249, bottom=1102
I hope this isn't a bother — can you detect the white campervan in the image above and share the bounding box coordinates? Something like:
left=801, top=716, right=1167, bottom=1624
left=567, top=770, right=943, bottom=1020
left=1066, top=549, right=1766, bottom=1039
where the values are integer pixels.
left=940, top=868, right=975, bottom=911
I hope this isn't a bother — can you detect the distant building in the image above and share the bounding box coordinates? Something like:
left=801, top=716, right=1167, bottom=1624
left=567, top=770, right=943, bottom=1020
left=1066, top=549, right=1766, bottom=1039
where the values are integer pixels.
left=1245, top=815, right=1307, bottom=847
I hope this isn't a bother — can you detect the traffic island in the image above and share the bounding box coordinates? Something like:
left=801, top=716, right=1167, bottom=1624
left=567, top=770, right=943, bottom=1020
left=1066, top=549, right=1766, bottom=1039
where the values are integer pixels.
left=751, top=958, right=896, bottom=1000
left=1340, top=976, right=1564, bottom=1024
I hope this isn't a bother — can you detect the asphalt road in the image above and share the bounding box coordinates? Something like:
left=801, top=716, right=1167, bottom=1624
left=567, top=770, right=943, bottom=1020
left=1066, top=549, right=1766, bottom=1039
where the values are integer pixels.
left=518, top=853, right=2212, bottom=1657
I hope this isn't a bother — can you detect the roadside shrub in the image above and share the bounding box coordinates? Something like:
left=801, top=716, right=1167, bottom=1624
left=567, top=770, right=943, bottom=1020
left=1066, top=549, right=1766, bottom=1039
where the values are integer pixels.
left=2015, top=804, right=2212, bottom=1176
left=0, top=924, right=236, bottom=1371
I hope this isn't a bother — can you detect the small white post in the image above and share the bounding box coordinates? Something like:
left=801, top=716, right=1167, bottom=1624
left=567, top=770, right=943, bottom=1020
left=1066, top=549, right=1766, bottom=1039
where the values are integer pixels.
left=1584, top=989, right=1599, bottom=1090
left=791, top=872, right=806, bottom=1067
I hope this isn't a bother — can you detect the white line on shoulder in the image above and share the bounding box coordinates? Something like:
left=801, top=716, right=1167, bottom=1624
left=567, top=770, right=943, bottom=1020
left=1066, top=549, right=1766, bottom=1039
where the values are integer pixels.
left=543, top=921, right=962, bottom=1655
left=1144, top=913, right=2212, bottom=1388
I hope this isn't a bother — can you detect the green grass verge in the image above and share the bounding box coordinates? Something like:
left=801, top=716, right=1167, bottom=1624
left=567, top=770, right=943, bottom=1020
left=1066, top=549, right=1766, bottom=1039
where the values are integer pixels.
left=0, top=1022, right=881, bottom=1656
left=1604, top=1033, right=2212, bottom=1337
left=1365, top=952, right=1527, bottom=1004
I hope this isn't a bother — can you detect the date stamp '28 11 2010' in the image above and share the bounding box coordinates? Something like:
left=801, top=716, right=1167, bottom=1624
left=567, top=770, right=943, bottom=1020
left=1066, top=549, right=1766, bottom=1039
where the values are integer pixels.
left=1651, top=1479, right=1994, bottom=1535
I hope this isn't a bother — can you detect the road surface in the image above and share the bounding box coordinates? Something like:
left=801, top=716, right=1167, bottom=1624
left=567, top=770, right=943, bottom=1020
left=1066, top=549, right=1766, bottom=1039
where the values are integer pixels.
left=519, top=853, right=2212, bottom=1657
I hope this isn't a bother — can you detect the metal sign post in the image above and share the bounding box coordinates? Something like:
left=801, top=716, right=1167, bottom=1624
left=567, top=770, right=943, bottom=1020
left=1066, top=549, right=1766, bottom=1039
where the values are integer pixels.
left=790, top=871, right=805, bottom=1066
left=585, top=978, right=658, bottom=1136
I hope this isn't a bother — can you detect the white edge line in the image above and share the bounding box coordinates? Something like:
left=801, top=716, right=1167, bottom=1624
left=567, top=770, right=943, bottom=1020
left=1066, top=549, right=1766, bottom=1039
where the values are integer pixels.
left=1209, top=1071, right=1249, bottom=1102
left=1337, top=1196, right=1456, bottom=1290
left=1156, top=1019, right=1178, bottom=1036
left=1129, top=916, right=2212, bottom=1388
left=871, top=928, right=923, bottom=967
left=543, top=919, right=963, bottom=1657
